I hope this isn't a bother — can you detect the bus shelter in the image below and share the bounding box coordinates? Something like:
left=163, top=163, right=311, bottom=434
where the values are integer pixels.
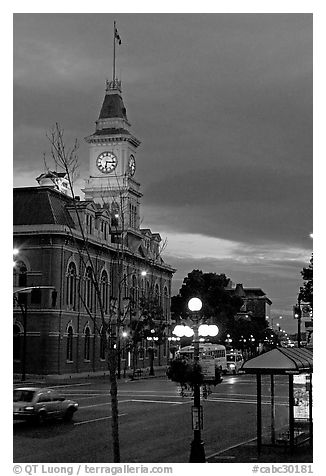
left=242, top=347, right=313, bottom=455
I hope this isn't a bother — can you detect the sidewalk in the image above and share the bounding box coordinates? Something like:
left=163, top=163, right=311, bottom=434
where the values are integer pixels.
left=207, top=439, right=313, bottom=463
left=13, top=365, right=168, bottom=385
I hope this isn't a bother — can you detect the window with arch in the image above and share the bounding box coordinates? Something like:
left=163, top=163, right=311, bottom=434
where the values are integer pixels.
left=146, top=280, right=150, bottom=298
left=130, top=274, right=138, bottom=307
left=100, top=326, right=106, bottom=360
left=154, top=283, right=160, bottom=306
left=140, top=277, right=145, bottom=298
left=66, top=325, right=73, bottom=361
left=84, top=266, right=93, bottom=311
left=66, top=262, right=77, bottom=309
left=13, top=324, right=21, bottom=360
left=111, top=202, right=120, bottom=227
left=13, top=260, right=27, bottom=287
left=84, top=326, right=91, bottom=361
left=163, top=286, right=169, bottom=318
left=123, top=273, right=128, bottom=299
left=100, top=270, right=109, bottom=314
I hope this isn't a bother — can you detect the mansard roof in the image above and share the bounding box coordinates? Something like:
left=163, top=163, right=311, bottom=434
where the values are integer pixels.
left=99, top=92, right=128, bottom=121
left=14, top=186, right=76, bottom=228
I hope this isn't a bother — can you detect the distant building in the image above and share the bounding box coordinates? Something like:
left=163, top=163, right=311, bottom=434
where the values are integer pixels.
left=228, top=283, right=272, bottom=324
left=13, top=79, right=175, bottom=378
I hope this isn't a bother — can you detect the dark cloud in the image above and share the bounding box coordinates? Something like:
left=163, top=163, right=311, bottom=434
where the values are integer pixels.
left=143, top=164, right=312, bottom=247
left=13, top=13, right=313, bottom=332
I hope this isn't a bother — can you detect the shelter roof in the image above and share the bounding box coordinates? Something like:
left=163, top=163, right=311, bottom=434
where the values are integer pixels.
left=242, top=347, right=313, bottom=374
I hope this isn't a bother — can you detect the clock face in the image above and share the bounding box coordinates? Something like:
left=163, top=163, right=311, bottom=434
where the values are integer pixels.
left=128, top=154, right=136, bottom=177
left=96, top=151, right=117, bottom=173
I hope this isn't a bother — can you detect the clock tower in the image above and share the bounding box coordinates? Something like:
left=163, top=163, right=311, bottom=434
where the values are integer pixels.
left=83, top=79, right=142, bottom=233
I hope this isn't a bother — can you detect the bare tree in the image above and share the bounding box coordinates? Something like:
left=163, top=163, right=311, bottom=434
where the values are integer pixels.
left=44, top=123, right=170, bottom=461
left=45, top=123, right=122, bottom=461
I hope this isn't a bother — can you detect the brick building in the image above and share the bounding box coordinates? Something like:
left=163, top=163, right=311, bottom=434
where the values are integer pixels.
left=13, top=79, right=175, bottom=377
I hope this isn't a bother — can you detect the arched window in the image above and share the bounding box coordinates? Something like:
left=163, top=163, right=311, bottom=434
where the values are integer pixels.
left=100, top=270, right=109, bottom=314
left=13, top=324, right=21, bottom=360
left=84, top=326, right=91, bottom=361
left=155, top=283, right=160, bottom=306
left=84, top=266, right=93, bottom=311
left=130, top=274, right=138, bottom=307
left=163, top=286, right=169, bottom=318
left=66, top=262, right=77, bottom=309
left=66, top=325, right=73, bottom=361
left=13, top=260, right=27, bottom=287
left=111, top=202, right=120, bottom=227
left=146, top=280, right=150, bottom=298
left=100, top=326, right=106, bottom=360
left=123, top=273, right=128, bottom=299
left=140, top=277, right=145, bottom=298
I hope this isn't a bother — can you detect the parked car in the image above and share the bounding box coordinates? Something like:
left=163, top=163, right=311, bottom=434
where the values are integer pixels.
left=226, top=351, right=244, bottom=374
left=13, top=387, right=78, bottom=424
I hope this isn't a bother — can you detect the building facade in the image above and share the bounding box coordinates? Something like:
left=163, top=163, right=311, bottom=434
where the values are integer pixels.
left=232, top=283, right=272, bottom=324
left=13, top=79, right=175, bottom=377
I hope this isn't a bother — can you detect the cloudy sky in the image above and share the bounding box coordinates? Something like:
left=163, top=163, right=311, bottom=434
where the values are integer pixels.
left=13, top=12, right=313, bottom=333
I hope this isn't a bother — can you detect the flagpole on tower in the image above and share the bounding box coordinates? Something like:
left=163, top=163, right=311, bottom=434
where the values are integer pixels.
left=113, top=21, right=116, bottom=83
left=112, top=21, right=122, bottom=85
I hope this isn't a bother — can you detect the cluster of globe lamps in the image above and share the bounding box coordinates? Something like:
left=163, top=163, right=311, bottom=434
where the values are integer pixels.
left=172, top=297, right=219, bottom=338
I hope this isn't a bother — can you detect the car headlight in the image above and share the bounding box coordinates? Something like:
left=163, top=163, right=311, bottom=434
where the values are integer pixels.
left=229, top=364, right=235, bottom=369
left=24, top=406, right=35, bottom=411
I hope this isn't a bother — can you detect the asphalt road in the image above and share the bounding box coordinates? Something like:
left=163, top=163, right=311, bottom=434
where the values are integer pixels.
left=13, top=374, right=290, bottom=463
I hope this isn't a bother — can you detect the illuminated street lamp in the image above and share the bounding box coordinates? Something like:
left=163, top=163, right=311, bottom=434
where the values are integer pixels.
left=188, top=297, right=205, bottom=463
left=172, top=297, right=219, bottom=463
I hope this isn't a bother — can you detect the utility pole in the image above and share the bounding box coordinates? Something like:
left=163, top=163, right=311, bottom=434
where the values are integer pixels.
left=297, top=295, right=302, bottom=348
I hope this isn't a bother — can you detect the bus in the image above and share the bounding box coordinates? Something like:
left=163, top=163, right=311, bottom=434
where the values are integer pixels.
left=176, top=343, right=227, bottom=373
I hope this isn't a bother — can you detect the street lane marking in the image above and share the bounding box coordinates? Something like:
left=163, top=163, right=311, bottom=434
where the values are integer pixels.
left=130, top=399, right=188, bottom=405
left=79, top=399, right=136, bottom=409
left=206, top=436, right=257, bottom=459
left=75, top=413, right=127, bottom=426
left=49, top=383, right=92, bottom=388
left=207, top=397, right=288, bottom=406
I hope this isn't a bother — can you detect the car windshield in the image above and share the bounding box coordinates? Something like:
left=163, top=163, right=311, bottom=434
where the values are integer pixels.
left=227, top=355, right=236, bottom=362
left=13, top=389, right=36, bottom=402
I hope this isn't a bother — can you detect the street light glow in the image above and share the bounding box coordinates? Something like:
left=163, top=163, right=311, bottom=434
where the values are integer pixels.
left=198, top=324, right=219, bottom=337
left=141, top=270, right=147, bottom=276
left=13, top=248, right=19, bottom=255
left=188, top=297, right=202, bottom=312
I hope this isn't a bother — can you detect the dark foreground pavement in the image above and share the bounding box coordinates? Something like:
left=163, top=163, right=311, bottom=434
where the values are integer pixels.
left=207, top=439, right=312, bottom=463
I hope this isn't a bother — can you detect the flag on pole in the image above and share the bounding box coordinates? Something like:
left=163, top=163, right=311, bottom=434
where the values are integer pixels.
left=115, top=27, right=122, bottom=45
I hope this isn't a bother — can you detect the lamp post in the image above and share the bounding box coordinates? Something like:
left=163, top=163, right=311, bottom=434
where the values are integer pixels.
left=187, top=297, right=205, bottom=463
left=296, top=295, right=302, bottom=348
left=172, top=299, right=219, bottom=463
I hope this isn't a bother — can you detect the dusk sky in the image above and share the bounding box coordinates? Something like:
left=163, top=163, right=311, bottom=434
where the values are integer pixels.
left=13, top=12, right=313, bottom=333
